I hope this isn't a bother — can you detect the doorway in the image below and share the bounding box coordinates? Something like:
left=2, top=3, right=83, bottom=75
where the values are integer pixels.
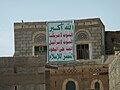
left=66, top=81, right=76, bottom=90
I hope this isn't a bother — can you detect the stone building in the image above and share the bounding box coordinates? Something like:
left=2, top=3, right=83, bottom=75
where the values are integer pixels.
left=106, top=31, right=120, bottom=90
left=109, top=52, right=120, bottom=90
left=0, top=18, right=109, bottom=90
left=14, top=18, right=105, bottom=61
left=105, top=31, right=120, bottom=55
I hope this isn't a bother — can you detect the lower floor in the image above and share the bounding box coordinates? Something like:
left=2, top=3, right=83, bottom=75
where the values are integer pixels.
left=49, top=64, right=109, bottom=90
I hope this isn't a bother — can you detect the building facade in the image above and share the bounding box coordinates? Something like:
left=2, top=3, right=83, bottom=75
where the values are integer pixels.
left=14, top=18, right=105, bottom=62
left=0, top=18, right=109, bottom=90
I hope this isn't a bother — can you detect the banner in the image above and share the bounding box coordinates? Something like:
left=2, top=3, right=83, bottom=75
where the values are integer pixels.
left=47, top=21, right=74, bottom=62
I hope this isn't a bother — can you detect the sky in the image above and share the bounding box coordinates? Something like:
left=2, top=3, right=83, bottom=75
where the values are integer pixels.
left=0, top=0, right=120, bottom=57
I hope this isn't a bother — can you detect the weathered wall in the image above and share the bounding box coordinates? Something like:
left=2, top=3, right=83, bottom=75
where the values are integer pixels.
left=0, top=56, right=46, bottom=90
left=50, top=64, right=108, bottom=90
left=109, top=55, right=120, bottom=90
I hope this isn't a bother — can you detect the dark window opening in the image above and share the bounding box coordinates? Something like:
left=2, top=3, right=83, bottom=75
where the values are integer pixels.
left=77, top=44, right=89, bottom=59
left=66, top=81, right=75, bottom=90
left=111, top=38, right=114, bottom=43
left=14, top=67, right=17, bottom=73
left=34, top=46, right=47, bottom=55
left=15, top=86, right=17, bottom=90
left=55, top=81, right=56, bottom=87
left=95, top=82, right=100, bottom=90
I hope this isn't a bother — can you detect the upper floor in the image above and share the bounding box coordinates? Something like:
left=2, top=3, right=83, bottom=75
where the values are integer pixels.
left=14, top=18, right=105, bottom=63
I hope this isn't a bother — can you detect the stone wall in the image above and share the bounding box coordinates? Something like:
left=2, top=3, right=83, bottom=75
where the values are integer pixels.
left=50, top=64, right=108, bottom=90
left=14, top=22, right=46, bottom=56
left=109, top=55, right=120, bottom=90
left=0, top=56, right=47, bottom=90
left=105, top=31, right=120, bottom=55
left=75, top=18, right=105, bottom=59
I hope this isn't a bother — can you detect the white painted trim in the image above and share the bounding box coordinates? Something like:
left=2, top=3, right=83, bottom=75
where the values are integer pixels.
left=89, top=43, right=92, bottom=60
left=32, top=46, right=35, bottom=56
left=76, top=43, right=92, bottom=60
left=74, top=44, right=77, bottom=60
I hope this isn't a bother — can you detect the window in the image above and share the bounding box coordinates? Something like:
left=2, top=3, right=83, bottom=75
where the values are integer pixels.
left=78, top=33, right=88, bottom=40
left=34, top=34, right=46, bottom=44
left=15, top=86, right=17, bottom=90
left=91, top=79, right=103, bottom=90
left=34, top=46, right=47, bottom=55
left=66, top=81, right=75, bottom=90
left=77, top=44, right=89, bottom=59
left=95, top=82, right=100, bottom=90
left=111, top=38, right=114, bottom=43
left=76, top=32, right=89, bottom=41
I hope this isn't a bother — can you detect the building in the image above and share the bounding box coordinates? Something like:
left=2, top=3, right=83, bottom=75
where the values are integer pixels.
left=105, top=31, right=120, bottom=55
left=109, top=52, right=120, bottom=90
left=105, top=31, right=120, bottom=90
left=0, top=18, right=109, bottom=90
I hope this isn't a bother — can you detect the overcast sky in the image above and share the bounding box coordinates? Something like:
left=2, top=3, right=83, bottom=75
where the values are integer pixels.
left=0, top=0, right=120, bottom=57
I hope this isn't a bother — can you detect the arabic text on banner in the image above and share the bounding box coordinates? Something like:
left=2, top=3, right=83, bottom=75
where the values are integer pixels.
left=47, top=21, right=75, bottom=62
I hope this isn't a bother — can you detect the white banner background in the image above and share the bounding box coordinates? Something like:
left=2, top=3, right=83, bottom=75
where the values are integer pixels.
left=47, top=21, right=74, bottom=62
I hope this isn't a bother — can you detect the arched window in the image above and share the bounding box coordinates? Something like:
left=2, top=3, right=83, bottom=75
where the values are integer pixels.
left=75, top=31, right=90, bottom=60
left=90, top=79, right=103, bottom=90
left=66, top=81, right=76, bottom=90
left=95, top=81, right=100, bottom=90
left=76, top=31, right=89, bottom=41
left=78, top=32, right=88, bottom=40
left=33, top=33, right=47, bottom=56
left=34, top=33, right=46, bottom=44
left=62, top=78, right=79, bottom=90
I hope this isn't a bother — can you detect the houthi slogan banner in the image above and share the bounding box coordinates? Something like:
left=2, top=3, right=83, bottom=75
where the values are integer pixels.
left=47, top=21, right=75, bottom=62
